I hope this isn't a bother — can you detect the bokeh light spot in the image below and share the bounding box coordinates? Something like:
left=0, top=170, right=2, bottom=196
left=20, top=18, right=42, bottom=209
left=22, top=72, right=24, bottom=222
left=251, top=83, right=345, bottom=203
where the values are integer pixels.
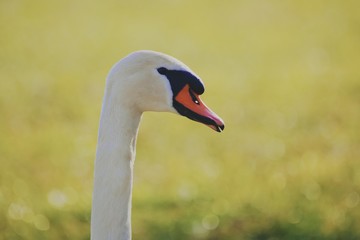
left=202, top=213, right=219, bottom=230
left=47, top=189, right=68, bottom=208
left=33, top=214, right=50, bottom=231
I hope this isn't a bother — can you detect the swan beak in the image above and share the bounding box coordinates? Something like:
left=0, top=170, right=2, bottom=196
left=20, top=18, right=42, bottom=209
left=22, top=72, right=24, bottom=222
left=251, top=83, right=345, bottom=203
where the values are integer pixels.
left=174, top=85, right=225, bottom=132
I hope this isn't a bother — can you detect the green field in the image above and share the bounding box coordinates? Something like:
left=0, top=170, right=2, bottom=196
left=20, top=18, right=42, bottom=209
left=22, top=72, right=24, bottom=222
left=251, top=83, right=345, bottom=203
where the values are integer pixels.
left=1, top=0, right=360, bottom=239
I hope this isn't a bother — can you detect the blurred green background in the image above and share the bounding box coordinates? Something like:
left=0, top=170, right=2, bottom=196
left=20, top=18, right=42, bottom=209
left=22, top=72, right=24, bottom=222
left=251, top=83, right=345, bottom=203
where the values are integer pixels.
left=1, top=0, right=360, bottom=239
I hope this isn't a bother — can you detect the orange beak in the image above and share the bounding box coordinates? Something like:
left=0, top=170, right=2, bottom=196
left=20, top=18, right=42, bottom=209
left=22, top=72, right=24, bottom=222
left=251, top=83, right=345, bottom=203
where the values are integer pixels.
left=174, top=84, right=225, bottom=132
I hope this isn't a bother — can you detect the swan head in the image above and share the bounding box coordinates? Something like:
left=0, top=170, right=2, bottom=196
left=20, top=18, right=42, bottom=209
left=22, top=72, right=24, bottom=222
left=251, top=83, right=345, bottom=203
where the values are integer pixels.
left=107, top=50, right=225, bottom=132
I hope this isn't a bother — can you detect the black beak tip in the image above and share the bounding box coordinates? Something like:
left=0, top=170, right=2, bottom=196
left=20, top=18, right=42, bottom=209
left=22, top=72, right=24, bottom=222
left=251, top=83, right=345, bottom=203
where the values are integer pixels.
left=215, top=124, right=225, bottom=132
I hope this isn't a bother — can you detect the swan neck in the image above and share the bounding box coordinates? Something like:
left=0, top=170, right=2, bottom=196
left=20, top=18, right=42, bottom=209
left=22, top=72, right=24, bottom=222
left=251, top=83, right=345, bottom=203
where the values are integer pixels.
left=91, top=97, right=142, bottom=240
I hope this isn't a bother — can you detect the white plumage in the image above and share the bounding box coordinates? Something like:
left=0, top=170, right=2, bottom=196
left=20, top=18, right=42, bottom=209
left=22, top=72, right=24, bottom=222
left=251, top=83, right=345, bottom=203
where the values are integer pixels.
left=91, top=50, right=224, bottom=240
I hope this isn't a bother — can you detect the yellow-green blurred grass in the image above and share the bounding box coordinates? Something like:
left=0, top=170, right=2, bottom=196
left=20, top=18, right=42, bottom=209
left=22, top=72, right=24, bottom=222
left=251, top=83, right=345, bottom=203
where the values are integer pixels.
left=1, top=0, right=360, bottom=239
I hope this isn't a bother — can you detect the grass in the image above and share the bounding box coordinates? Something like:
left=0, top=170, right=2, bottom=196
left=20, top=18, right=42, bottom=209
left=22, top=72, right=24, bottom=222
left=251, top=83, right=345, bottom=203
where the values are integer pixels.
left=1, top=0, right=360, bottom=239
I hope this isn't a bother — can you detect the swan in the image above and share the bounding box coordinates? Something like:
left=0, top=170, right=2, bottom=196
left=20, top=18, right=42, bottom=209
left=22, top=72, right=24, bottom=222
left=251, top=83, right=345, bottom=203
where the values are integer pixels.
left=91, top=50, right=225, bottom=240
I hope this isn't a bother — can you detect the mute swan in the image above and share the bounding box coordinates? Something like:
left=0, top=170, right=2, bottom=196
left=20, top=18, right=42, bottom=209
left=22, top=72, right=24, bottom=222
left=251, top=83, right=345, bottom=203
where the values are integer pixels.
left=91, top=50, right=224, bottom=240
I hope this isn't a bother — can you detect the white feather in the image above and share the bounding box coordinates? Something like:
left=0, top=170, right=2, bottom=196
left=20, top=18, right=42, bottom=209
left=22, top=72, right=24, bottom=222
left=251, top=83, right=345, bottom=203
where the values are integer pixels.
left=91, top=50, right=196, bottom=240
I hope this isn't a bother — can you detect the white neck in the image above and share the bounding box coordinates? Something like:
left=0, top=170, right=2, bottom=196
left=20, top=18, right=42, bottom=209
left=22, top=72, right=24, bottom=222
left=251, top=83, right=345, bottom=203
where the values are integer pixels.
left=91, top=90, right=142, bottom=240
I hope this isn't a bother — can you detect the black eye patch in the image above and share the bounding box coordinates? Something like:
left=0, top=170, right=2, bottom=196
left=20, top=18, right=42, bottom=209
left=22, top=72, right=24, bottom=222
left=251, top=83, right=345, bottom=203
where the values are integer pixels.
left=157, top=67, right=205, bottom=96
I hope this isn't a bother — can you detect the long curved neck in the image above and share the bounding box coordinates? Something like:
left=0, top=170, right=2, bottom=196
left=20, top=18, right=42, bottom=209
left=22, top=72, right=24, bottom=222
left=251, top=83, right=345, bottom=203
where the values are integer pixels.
left=91, top=91, right=142, bottom=240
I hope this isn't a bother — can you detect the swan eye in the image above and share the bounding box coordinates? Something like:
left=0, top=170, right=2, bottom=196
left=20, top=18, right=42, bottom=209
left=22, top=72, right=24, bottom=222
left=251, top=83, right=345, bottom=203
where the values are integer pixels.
left=189, top=89, right=200, bottom=105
